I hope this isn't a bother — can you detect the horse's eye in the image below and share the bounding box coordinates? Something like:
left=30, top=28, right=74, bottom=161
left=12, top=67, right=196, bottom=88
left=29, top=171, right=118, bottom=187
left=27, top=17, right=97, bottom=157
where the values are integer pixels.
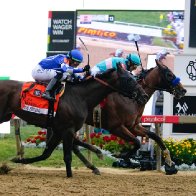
left=166, top=72, right=174, bottom=81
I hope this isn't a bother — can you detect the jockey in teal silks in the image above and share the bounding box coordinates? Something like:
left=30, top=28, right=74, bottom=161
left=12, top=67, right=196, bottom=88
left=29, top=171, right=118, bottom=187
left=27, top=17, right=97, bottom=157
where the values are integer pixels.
left=91, top=53, right=141, bottom=77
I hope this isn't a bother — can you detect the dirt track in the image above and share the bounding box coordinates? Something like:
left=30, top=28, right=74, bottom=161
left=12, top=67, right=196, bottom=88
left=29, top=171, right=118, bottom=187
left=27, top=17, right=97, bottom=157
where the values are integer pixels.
left=0, top=165, right=195, bottom=196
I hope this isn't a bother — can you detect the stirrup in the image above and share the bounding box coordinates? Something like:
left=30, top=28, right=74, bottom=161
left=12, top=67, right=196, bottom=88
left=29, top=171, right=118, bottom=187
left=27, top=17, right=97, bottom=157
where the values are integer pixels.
left=42, top=92, right=55, bottom=101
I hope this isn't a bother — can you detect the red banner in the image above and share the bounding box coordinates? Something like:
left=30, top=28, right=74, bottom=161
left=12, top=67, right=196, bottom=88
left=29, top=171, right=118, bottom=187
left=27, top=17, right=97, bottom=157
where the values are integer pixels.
left=141, top=115, right=179, bottom=123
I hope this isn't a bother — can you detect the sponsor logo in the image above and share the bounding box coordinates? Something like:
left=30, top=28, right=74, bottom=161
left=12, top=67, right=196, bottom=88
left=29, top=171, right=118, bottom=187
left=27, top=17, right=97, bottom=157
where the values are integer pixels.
left=23, top=105, right=41, bottom=114
left=175, top=102, right=188, bottom=114
left=142, top=116, right=166, bottom=123
left=186, top=60, right=196, bottom=81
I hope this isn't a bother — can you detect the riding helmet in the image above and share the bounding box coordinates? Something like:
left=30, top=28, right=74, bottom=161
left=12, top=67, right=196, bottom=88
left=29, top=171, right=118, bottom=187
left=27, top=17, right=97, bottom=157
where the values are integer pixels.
left=126, top=53, right=141, bottom=65
left=67, top=49, right=83, bottom=63
left=115, top=48, right=124, bottom=57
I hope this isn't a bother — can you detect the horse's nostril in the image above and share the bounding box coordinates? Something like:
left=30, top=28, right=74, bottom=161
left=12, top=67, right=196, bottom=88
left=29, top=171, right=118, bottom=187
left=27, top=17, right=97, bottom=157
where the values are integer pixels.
left=132, top=92, right=137, bottom=99
left=143, top=94, right=149, bottom=100
left=183, top=89, right=187, bottom=95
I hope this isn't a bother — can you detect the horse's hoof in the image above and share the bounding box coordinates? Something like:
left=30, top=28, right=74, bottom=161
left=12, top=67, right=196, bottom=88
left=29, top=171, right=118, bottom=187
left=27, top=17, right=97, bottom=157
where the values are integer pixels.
left=0, top=163, right=12, bottom=174
left=10, top=157, right=23, bottom=163
left=165, top=162, right=178, bottom=175
left=92, top=168, right=101, bottom=175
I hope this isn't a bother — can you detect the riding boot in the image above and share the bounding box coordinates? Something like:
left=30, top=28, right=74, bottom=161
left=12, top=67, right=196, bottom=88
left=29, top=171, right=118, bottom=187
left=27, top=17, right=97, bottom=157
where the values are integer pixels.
left=42, top=72, right=63, bottom=101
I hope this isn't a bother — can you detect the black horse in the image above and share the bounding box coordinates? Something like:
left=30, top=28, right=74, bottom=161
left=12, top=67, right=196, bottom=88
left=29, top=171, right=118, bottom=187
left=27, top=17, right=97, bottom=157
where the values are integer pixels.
left=1, top=64, right=148, bottom=177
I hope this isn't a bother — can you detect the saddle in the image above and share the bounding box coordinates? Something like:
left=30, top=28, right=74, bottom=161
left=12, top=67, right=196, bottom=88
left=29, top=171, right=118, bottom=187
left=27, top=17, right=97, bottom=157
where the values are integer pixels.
left=21, top=81, right=64, bottom=116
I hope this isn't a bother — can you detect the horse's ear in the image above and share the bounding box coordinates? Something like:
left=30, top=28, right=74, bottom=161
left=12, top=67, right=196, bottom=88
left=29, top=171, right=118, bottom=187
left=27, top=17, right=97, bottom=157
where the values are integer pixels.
left=155, top=59, right=162, bottom=68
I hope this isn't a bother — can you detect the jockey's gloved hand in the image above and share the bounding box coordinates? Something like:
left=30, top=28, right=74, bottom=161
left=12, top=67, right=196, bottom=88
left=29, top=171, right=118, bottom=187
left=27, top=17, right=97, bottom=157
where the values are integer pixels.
left=61, top=64, right=68, bottom=72
left=83, top=64, right=90, bottom=72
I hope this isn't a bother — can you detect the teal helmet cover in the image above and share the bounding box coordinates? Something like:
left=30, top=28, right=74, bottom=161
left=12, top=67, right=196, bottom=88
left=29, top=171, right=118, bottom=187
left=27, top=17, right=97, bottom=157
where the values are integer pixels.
left=126, top=53, right=141, bottom=66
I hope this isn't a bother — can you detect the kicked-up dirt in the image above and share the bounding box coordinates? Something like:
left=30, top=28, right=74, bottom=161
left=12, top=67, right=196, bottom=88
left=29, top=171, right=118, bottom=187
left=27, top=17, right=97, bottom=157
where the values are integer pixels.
left=0, top=165, right=195, bottom=196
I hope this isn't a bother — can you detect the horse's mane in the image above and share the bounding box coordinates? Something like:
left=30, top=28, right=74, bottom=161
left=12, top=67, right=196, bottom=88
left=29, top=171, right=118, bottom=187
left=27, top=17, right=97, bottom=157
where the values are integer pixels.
left=95, top=68, right=115, bottom=79
left=66, top=68, right=116, bottom=86
left=137, top=67, right=154, bottom=80
left=141, top=60, right=170, bottom=78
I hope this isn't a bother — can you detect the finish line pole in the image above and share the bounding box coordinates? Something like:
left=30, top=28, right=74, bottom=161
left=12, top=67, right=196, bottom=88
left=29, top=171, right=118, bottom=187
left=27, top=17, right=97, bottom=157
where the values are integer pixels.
left=155, top=123, right=162, bottom=171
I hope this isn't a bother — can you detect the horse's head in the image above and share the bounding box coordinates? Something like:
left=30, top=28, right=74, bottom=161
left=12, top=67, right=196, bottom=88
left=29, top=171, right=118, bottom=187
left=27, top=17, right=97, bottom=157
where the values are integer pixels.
left=154, top=59, right=187, bottom=99
left=94, top=63, right=148, bottom=105
left=116, top=63, right=148, bottom=105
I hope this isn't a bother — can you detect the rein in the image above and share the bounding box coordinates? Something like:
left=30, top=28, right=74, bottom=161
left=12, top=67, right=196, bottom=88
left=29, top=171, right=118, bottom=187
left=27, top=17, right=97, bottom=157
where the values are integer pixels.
left=94, top=77, right=120, bottom=92
left=94, top=76, right=134, bottom=98
left=140, top=74, right=175, bottom=94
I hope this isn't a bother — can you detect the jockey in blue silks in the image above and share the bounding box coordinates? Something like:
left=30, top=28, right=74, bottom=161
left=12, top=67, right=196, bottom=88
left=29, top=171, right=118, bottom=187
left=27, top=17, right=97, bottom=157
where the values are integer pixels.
left=32, top=49, right=89, bottom=101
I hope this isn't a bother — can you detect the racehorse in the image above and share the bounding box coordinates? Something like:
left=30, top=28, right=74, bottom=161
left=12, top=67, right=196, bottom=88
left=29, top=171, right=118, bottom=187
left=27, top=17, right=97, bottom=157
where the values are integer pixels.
left=76, top=59, right=186, bottom=175
left=1, top=64, right=148, bottom=177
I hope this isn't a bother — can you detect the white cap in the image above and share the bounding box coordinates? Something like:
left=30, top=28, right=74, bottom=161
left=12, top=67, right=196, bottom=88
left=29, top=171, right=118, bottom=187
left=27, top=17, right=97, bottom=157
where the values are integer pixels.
left=115, top=49, right=124, bottom=57
left=156, top=49, right=169, bottom=61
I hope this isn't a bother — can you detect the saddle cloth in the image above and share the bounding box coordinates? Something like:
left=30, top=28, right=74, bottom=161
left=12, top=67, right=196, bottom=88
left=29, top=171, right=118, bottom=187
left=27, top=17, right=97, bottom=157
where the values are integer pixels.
left=21, top=82, right=63, bottom=116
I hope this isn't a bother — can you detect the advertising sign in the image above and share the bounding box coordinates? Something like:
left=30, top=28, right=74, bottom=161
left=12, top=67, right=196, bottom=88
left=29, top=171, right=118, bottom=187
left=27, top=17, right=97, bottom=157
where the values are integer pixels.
left=47, top=11, right=76, bottom=52
left=174, top=54, right=196, bottom=85
left=173, top=96, right=196, bottom=133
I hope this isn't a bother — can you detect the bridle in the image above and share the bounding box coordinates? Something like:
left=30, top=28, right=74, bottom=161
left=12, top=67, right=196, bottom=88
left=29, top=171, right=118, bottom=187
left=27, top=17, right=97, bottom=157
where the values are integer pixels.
left=139, top=65, right=179, bottom=95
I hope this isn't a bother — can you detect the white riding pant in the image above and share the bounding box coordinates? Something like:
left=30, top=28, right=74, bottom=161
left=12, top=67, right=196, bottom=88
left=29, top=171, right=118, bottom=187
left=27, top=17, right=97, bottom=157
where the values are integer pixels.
left=91, top=66, right=102, bottom=77
left=32, top=64, right=69, bottom=82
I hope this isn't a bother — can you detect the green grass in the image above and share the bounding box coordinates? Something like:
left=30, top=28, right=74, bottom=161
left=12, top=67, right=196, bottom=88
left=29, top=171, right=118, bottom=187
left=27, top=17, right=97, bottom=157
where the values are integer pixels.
left=0, top=125, right=114, bottom=168
left=78, top=10, right=170, bottom=27
left=152, top=37, right=174, bottom=48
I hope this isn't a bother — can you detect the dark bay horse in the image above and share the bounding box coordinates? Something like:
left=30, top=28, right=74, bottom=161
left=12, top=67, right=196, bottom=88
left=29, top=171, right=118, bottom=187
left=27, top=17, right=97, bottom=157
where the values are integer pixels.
left=0, top=64, right=148, bottom=177
left=80, top=59, right=186, bottom=175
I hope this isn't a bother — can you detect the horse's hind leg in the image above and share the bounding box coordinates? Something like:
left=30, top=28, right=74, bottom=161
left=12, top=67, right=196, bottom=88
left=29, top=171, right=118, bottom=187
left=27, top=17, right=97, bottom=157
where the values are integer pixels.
left=0, top=95, right=12, bottom=123
left=73, top=137, right=103, bottom=160
left=134, top=124, right=178, bottom=175
left=72, top=144, right=101, bottom=175
left=12, top=131, right=61, bottom=164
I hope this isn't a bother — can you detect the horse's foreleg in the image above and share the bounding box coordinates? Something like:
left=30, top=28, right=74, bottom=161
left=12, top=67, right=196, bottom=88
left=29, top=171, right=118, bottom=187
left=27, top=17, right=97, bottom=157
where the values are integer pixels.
left=73, top=144, right=101, bottom=175
left=111, top=125, right=141, bottom=160
left=62, top=128, right=74, bottom=178
left=73, top=137, right=103, bottom=160
left=134, top=124, right=177, bottom=175
left=12, top=131, right=61, bottom=164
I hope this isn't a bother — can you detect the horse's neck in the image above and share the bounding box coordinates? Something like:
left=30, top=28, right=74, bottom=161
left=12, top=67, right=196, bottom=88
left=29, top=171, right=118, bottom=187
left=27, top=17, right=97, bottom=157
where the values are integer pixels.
left=73, top=81, right=113, bottom=109
left=142, top=81, right=155, bottom=98
left=141, top=69, right=160, bottom=98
